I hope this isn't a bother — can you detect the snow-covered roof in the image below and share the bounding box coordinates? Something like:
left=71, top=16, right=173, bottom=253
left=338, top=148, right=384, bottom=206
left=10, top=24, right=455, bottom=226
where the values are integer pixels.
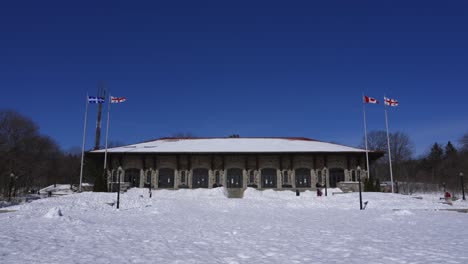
left=90, top=137, right=376, bottom=154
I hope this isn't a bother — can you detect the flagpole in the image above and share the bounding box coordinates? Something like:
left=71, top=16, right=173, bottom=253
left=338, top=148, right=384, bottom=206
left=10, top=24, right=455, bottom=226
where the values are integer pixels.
left=362, top=94, right=371, bottom=180
left=79, top=94, right=89, bottom=192
left=104, top=94, right=111, bottom=171
left=384, top=96, right=395, bottom=193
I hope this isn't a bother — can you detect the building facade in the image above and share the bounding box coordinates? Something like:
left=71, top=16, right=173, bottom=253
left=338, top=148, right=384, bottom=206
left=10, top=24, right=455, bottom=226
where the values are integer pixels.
left=89, top=137, right=383, bottom=194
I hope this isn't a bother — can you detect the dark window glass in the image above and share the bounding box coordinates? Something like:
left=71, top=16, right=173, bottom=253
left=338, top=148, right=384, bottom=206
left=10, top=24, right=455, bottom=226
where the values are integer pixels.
left=146, top=171, right=151, bottom=183
left=283, top=171, right=289, bottom=183
left=181, top=171, right=186, bottom=183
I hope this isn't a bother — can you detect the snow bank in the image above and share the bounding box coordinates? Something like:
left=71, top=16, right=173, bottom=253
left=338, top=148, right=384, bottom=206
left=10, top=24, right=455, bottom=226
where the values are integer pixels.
left=43, top=207, right=63, bottom=218
left=1, top=189, right=468, bottom=264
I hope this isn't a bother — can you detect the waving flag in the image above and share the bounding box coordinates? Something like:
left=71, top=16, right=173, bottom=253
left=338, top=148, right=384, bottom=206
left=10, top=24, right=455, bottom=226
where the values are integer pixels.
left=384, top=97, right=398, bottom=107
left=111, top=96, right=126, bottom=103
left=88, top=96, right=105, bottom=104
left=364, top=96, right=379, bottom=104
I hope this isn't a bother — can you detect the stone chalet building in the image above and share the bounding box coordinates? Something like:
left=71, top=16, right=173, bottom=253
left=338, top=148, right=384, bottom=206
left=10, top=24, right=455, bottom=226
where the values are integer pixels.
left=89, top=137, right=383, bottom=196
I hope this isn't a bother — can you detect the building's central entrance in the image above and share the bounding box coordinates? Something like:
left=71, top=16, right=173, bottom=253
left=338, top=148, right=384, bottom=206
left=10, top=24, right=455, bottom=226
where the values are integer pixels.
left=227, top=168, right=243, bottom=188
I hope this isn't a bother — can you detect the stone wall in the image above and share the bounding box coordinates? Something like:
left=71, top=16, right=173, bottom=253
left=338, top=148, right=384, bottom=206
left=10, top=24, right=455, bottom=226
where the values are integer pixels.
left=106, top=153, right=368, bottom=192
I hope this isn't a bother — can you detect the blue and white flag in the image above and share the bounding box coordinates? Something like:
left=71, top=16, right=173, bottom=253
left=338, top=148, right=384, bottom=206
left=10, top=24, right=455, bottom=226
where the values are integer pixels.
left=88, top=96, right=105, bottom=104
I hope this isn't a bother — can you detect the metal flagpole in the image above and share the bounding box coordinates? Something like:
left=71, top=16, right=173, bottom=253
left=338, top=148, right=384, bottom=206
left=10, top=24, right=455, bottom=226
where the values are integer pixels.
left=384, top=96, right=395, bottom=193
left=103, top=94, right=111, bottom=171
left=79, top=94, right=89, bottom=192
left=362, top=94, right=371, bottom=180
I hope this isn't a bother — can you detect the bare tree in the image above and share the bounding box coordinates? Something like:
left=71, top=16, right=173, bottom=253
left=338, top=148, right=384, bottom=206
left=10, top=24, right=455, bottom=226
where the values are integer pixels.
left=0, top=110, right=80, bottom=196
left=360, top=130, right=414, bottom=182
left=459, top=133, right=468, bottom=152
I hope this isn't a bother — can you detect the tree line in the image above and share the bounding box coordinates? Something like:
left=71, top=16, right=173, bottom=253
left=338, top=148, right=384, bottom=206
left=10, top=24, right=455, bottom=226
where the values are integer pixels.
left=0, top=110, right=81, bottom=197
left=363, top=130, right=468, bottom=194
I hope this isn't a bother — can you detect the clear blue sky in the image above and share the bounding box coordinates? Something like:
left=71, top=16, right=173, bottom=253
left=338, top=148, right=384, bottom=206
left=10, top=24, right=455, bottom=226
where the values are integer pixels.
left=1, top=0, right=467, bottom=156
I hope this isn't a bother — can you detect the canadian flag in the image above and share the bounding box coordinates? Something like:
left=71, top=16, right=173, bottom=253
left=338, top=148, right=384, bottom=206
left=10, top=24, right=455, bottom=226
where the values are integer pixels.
left=111, top=96, right=126, bottom=103
left=384, top=97, right=398, bottom=107
left=364, top=96, right=379, bottom=104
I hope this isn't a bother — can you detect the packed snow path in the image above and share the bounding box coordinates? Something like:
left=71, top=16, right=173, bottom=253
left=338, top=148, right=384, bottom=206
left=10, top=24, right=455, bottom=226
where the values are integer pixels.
left=1, top=188, right=468, bottom=264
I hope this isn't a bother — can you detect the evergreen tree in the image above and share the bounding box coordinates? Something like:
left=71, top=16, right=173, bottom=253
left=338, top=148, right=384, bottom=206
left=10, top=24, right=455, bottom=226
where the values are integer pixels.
left=428, top=143, right=444, bottom=162
left=444, top=141, right=457, bottom=158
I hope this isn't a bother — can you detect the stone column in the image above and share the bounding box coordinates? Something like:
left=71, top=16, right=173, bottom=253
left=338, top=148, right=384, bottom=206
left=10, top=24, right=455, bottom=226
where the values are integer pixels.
left=153, top=169, right=158, bottom=188
left=139, top=169, right=144, bottom=188
left=276, top=169, right=281, bottom=189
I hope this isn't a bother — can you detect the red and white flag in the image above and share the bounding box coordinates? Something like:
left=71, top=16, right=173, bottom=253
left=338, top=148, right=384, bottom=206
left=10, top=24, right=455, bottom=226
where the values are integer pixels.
left=364, top=96, right=379, bottom=104
left=384, top=97, right=398, bottom=107
left=111, top=96, right=126, bottom=103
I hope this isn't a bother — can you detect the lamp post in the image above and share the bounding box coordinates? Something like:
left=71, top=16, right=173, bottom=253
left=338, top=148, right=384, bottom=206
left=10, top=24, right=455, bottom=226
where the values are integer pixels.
left=8, top=173, right=15, bottom=202
left=117, top=166, right=122, bottom=209
left=148, top=170, right=152, bottom=198
left=460, top=172, right=465, bottom=201
left=357, top=166, right=363, bottom=210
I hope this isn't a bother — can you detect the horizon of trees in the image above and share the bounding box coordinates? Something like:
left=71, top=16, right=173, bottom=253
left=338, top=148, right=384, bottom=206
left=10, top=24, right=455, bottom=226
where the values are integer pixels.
left=0, top=110, right=81, bottom=197
left=361, top=130, right=468, bottom=193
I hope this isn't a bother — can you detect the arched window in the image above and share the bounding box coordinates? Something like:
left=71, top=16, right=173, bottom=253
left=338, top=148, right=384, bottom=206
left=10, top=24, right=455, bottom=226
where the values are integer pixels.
left=249, top=170, right=255, bottom=183
left=146, top=171, right=152, bottom=184
left=158, top=168, right=175, bottom=188
left=181, top=171, right=186, bottom=183
left=283, top=171, right=289, bottom=184
left=261, top=168, right=277, bottom=188
left=215, top=171, right=220, bottom=185
left=295, top=168, right=311, bottom=188
left=192, top=168, right=209, bottom=188
left=125, top=168, right=140, bottom=188
left=227, top=168, right=243, bottom=188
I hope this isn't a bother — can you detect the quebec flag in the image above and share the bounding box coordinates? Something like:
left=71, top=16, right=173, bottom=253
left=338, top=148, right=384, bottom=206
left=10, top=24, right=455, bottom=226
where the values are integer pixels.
left=88, top=96, right=105, bottom=104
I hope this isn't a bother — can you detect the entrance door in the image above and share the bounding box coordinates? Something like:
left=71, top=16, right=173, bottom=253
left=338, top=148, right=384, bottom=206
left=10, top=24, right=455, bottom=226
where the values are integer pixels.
left=295, top=168, right=311, bottom=188
left=192, top=168, right=209, bottom=188
left=261, top=168, right=277, bottom=188
left=329, top=168, right=345, bottom=188
left=227, top=168, right=243, bottom=188
left=158, top=168, right=175, bottom=188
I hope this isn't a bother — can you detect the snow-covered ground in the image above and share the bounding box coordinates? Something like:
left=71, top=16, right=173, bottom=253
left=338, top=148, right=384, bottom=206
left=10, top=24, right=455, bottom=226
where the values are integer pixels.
left=1, top=188, right=467, bottom=264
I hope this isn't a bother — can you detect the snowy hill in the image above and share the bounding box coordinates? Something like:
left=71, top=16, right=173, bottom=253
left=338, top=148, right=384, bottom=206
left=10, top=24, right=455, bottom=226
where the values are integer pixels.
left=1, top=188, right=467, bottom=264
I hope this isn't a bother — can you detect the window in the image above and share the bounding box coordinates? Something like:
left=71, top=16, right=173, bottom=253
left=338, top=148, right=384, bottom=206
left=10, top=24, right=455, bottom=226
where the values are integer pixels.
left=227, top=168, right=243, bottom=188
left=146, top=171, right=152, bottom=183
left=112, top=170, right=118, bottom=182
left=261, top=168, right=277, bottom=188
left=283, top=171, right=289, bottom=184
left=295, top=168, right=311, bottom=188
left=124, top=168, right=140, bottom=188
left=215, top=171, right=220, bottom=184
left=158, top=168, right=175, bottom=188
left=351, top=170, right=356, bottom=181
left=192, top=168, right=209, bottom=188
left=181, top=171, right=186, bottom=183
